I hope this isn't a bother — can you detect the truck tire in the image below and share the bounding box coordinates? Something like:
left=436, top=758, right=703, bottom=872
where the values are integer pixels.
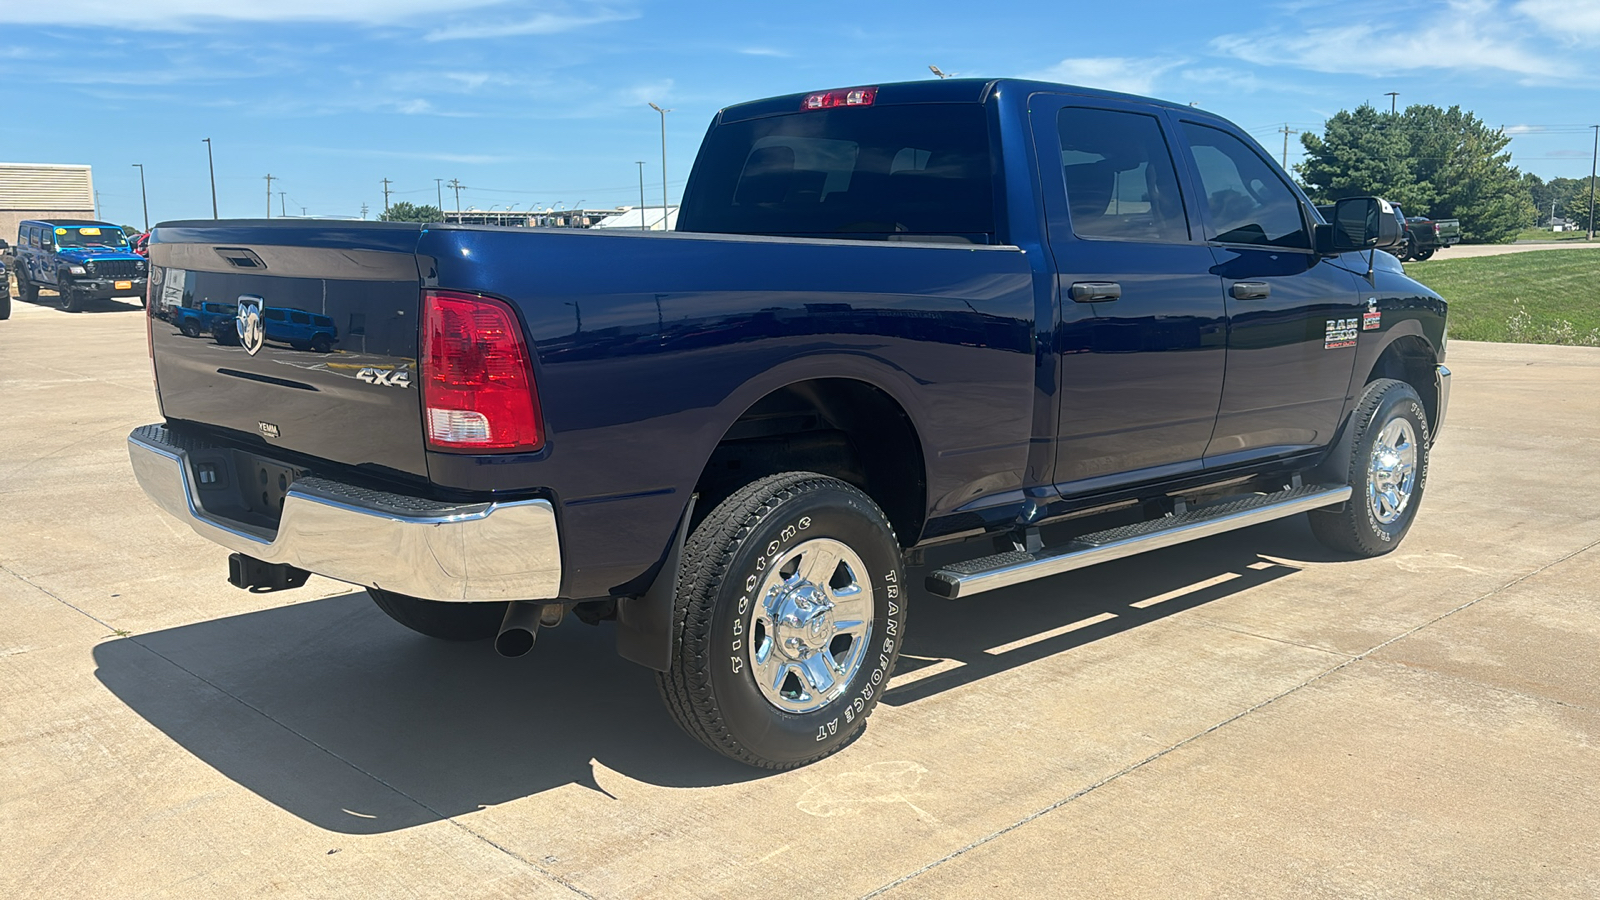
left=311, top=334, right=333, bottom=353
left=658, top=472, right=908, bottom=769
left=1412, top=247, right=1435, bottom=261
left=368, top=588, right=505, bottom=641
left=0, top=291, right=9, bottom=320
left=179, top=320, right=200, bottom=338
left=1309, top=378, right=1431, bottom=557
left=60, top=286, right=82, bottom=313
left=19, top=272, right=38, bottom=303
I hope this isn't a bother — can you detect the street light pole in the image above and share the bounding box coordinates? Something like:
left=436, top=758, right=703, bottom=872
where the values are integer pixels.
left=637, top=161, right=647, bottom=231
left=131, top=163, right=149, bottom=232
left=202, top=138, right=217, bottom=219
left=1588, top=124, right=1598, bottom=241
left=649, top=102, right=673, bottom=230
left=435, top=178, right=444, bottom=212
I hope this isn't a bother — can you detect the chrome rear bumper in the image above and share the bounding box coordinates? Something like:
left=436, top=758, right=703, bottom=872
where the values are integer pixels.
left=127, top=424, right=561, bottom=602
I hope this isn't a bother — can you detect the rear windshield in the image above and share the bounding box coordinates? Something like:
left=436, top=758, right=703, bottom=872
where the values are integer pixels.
left=677, top=103, right=995, bottom=243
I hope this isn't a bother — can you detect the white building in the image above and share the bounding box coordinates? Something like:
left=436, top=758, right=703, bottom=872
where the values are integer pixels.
left=0, top=163, right=96, bottom=243
left=591, top=206, right=680, bottom=231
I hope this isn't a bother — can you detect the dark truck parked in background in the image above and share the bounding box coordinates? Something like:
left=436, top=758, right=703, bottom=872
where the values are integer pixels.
left=1397, top=209, right=1461, bottom=261
left=130, top=79, right=1447, bottom=769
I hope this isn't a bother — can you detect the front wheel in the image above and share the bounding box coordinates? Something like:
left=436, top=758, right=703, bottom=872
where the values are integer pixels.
left=658, top=472, right=907, bottom=769
left=0, top=291, right=10, bottom=320
left=59, top=286, right=82, bottom=313
left=1310, top=378, right=1431, bottom=556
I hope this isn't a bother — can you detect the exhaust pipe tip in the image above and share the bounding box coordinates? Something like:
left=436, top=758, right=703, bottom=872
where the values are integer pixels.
left=495, top=601, right=543, bottom=658
left=495, top=626, right=538, bottom=658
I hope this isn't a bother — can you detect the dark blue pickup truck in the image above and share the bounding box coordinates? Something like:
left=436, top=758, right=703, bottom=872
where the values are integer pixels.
left=129, top=79, right=1446, bottom=769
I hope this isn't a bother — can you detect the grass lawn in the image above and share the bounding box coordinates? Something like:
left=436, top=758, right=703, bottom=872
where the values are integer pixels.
left=1513, top=227, right=1592, bottom=242
left=1404, top=248, right=1600, bottom=345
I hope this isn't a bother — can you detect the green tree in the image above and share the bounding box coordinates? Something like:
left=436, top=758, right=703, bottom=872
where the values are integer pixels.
left=1297, top=104, right=1428, bottom=209
left=1561, top=177, right=1598, bottom=232
left=1297, top=104, right=1534, bottom=243
left=379, top=202, right=444, bottom=223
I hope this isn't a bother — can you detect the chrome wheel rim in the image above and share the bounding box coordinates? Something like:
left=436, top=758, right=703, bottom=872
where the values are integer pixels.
left=1367, top=417, right=1418, bottom=526
left=748, top=537, right=875, bottom=714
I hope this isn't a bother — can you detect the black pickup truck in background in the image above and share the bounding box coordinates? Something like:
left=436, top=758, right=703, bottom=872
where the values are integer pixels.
left=130, top=79, right=1447, bottom=769
left=1398, top=209, right=1462, bottom=260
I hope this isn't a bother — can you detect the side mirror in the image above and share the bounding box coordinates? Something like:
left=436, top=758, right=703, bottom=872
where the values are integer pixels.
left=1319, top=197, right=1403, bottom=253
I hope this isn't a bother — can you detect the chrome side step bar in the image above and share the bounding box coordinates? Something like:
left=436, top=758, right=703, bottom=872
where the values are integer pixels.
left=926, top=484, right=1352, bottom=600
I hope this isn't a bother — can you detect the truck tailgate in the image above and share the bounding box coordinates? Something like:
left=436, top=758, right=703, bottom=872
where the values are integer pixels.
left=147, top=221, right=429, bottom=481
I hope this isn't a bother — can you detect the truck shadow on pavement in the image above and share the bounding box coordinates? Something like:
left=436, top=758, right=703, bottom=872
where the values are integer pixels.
left=92, top=517, right=1341, bottom=835
left=13, top=292, right=143, bottom=313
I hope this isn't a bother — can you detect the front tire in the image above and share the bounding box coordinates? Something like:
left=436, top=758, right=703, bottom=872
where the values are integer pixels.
left=60, top=285, right=82, bottom=312
left=0, top=292, right=10, bottom=320
left=368, top=588, right=505, bottom=641
left=658, top=472, right=908, bottom=769
left=1310, top=378, right=1431, bottom=557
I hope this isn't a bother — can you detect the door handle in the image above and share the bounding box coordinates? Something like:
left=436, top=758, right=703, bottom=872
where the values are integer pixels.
left=1230, top=282, right=1270, bottom=300
left=1070, top=281, right=1121, bottom=303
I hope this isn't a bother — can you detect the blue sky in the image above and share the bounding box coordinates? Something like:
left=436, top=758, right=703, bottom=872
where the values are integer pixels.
left=4, top=0, right=1597, bottom=227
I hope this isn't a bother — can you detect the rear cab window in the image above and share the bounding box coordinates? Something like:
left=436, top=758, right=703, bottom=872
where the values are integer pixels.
left=678, top=103, right=995, bottom=243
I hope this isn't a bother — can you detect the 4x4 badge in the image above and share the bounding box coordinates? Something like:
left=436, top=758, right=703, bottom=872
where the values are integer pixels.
left=236, top=295, right=265, bottom=355
left=357, top=367, right=411, bottom=388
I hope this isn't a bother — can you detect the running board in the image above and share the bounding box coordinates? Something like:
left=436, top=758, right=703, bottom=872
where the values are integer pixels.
left=926, top=484, right=1351, bottom=600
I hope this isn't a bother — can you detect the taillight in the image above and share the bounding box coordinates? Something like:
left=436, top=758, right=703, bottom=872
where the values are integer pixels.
left=421, top=290, right=542, bottom=452
left=1432, top=223, right=1441, bottom=235
left=801, top=86, right=877, bottom=110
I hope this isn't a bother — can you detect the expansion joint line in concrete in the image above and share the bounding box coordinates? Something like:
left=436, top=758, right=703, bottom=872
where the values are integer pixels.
left=861, top=536, right=1600, bottom=899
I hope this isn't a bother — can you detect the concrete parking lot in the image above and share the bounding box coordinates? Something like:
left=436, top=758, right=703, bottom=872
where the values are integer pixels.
left=3, top=290, right=1598, bottom=898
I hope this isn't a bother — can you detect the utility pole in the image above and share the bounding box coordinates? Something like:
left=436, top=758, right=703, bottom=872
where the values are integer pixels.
left=649, top=102, right=673, bottom=229
left=264, top=173, right=274, bottom=218
left=1279, top=124, right=1300, bottom=169
left=279, top=191, right=286, bottom=217
left=360, top=202, right=369, bottom=220
left=94, top=189, right=101, bottom=219
left=301, top=206, right=307, bottom=216
left=448, top=178, right=464, bottom=215
left=131, top=163, right=149, bottom=232
left=434, top=177, right=444, bottom=211
left=202, top=138, right=217, bottom=219
left=1588, top=124, right=1598, bottom=241
left=637, top=161, right=648, bottom=230
left=380, top=177, right=393, bottom=214
left=1384, top=92, right=1399, bottom=115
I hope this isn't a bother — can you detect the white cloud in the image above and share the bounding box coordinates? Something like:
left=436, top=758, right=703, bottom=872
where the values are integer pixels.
left=1516, top=0, right=1600, bottom=40
left=1023, top=57, right=1186, bottom=96
left=4, top=0, right=509, bottom=27
left=1505, top=124, right=1546, bottom=134
left=738, top=47, right=790, bottom=57
left=424, top=9, right=635, bottom=41
left=1212, top=1, right=1562, bottom=80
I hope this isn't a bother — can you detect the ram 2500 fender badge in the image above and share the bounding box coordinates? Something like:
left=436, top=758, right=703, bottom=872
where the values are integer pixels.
left=236, top=295, right=265, bottom=355
left=356, top=367, right=411, bottom=388
left=258, top=421, right=280, bottom=439
left=1324, top=317, right=1358, bottom=350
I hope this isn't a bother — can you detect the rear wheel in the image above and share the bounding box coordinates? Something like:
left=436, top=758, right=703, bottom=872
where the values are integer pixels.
left=179, top=320, right=200, bottom=338
left=311, top=334, right=333, bottom=353
left=1309, top=378, right=1431, bottom=557
left=0, top=291, right=10, bottom=320
left=19, top=273, right=38, bottom=303
left=658, top=472, right=907, bottom=769
left=368, top=588, right=506, bottom=641
left=1412, top=247, right=1435, bottom=261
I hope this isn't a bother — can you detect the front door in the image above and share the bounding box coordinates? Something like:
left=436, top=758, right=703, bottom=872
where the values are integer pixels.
left=1172, top=120, right=1364, bottom=465
left=1032, top=99, right=1228, bottom=495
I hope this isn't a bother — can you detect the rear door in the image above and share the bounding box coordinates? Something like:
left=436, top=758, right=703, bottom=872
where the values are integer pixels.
left=1172, top=119, right=1363, bottom=465
left=1031, top=96, right=1228, bottom=493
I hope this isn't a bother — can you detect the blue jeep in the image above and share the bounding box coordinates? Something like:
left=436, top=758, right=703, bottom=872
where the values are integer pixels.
left=263, top=306, right=338, bottom=352
left=172, top=301, right=239, bottom=339
left=13, top=219, right=149, bottom=312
